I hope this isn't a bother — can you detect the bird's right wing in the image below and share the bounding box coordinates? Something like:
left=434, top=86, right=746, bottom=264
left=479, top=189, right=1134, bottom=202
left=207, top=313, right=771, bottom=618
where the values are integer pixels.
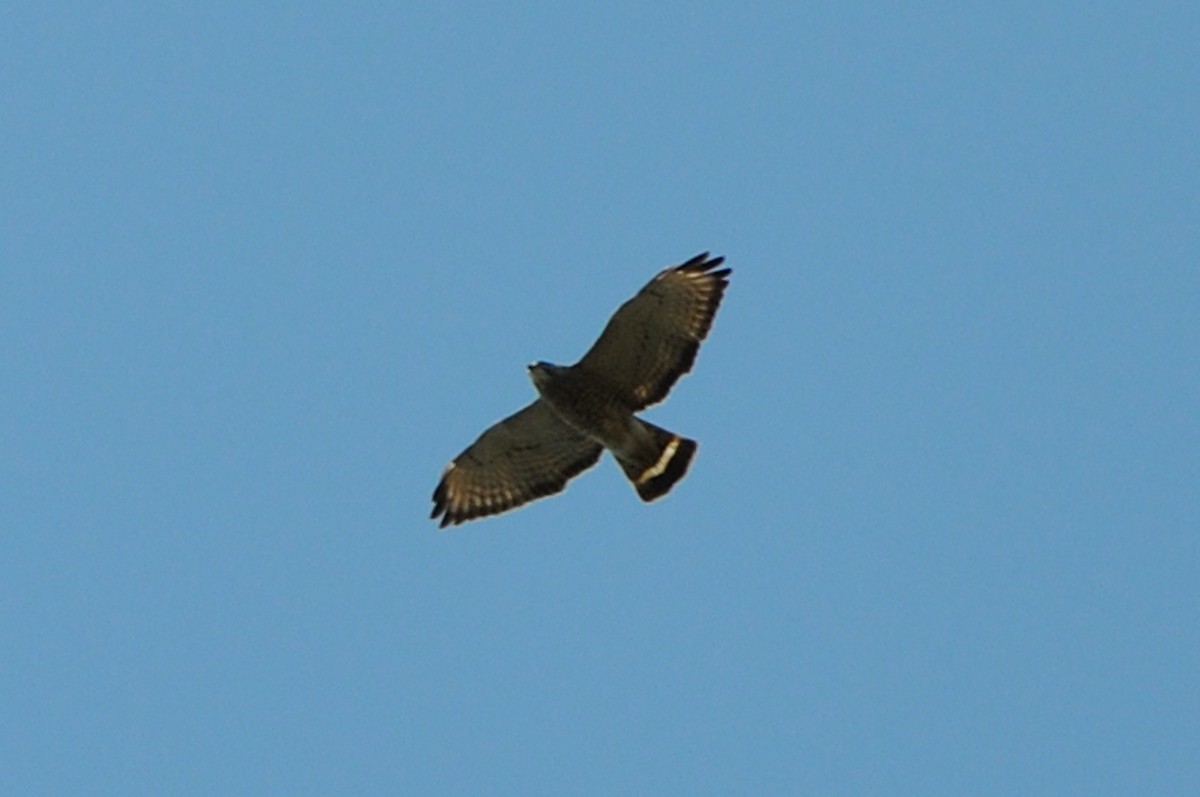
left=576, top=253, right=730, bottom=410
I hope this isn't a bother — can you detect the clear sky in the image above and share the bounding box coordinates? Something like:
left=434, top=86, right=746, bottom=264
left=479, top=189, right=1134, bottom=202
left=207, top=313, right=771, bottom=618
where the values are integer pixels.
left=4, top=2, right=1197, bottom=794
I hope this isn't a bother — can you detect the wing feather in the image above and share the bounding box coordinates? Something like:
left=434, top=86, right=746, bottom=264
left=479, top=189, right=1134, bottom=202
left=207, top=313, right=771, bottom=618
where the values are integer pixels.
left=430, top=400, right=603, bottom=528
left=576, top=253, right=730, bottom=409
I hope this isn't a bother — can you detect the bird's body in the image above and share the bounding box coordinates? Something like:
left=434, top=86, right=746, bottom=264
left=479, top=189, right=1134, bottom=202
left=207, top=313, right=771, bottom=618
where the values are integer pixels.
left=529, top=361, right=696, bottom=499
left=431, top=253, right=730, bottom=528
left=529, top=362, right=634, bottom=449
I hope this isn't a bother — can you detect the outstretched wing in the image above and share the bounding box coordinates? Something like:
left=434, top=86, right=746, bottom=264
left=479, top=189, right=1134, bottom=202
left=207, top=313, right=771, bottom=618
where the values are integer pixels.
left=577, top=252, right=730, bottom=409
left=431, top=400, right=604, bottom=528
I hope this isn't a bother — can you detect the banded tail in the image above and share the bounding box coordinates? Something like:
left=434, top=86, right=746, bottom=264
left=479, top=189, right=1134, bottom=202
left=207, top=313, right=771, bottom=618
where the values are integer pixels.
left=616, top=420, right=698, bottom=502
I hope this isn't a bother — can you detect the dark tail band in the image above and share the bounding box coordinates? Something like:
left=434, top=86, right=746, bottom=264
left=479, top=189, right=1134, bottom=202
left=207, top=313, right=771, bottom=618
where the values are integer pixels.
left=616, top=421, right=698, bottom=502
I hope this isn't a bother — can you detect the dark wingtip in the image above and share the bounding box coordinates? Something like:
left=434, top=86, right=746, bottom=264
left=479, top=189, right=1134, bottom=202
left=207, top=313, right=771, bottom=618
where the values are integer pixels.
left=431, top=480, right=446, bottom=519
left=432, top=501, right=462, bottom=529
left=431, top=476, right=459, bottom=527
left=677, top=252, right=726, bottom=274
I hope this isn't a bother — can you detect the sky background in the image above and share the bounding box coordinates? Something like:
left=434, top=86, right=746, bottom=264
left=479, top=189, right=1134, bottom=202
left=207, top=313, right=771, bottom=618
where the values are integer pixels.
left=3, top=2, right=1198, bottom=794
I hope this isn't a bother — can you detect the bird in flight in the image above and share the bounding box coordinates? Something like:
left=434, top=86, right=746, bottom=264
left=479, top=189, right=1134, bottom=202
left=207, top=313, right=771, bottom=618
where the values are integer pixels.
left=431, top=252, right=731, bottom=528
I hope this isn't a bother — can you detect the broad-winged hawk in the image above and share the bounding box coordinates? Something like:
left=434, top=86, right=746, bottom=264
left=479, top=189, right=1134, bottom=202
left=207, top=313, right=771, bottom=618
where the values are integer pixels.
left=431, top=252, right=730, bottom=528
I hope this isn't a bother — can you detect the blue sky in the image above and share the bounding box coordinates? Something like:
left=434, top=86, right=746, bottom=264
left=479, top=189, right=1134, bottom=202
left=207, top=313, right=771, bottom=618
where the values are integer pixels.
left=4, top=2, right=1197, bottom=794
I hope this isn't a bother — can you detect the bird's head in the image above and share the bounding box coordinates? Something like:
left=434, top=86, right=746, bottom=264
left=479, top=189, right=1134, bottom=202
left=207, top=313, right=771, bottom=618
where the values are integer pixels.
left=527, top=361, right=565, bottom=391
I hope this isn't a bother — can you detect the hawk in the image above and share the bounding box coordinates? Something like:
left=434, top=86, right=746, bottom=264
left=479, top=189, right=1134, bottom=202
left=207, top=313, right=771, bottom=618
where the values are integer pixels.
left=431, top=252, right=731, bottom=528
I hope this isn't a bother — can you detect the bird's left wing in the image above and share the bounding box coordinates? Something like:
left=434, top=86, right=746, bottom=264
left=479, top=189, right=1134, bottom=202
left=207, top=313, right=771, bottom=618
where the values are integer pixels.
left=431, top=400, right=603, bottom=528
